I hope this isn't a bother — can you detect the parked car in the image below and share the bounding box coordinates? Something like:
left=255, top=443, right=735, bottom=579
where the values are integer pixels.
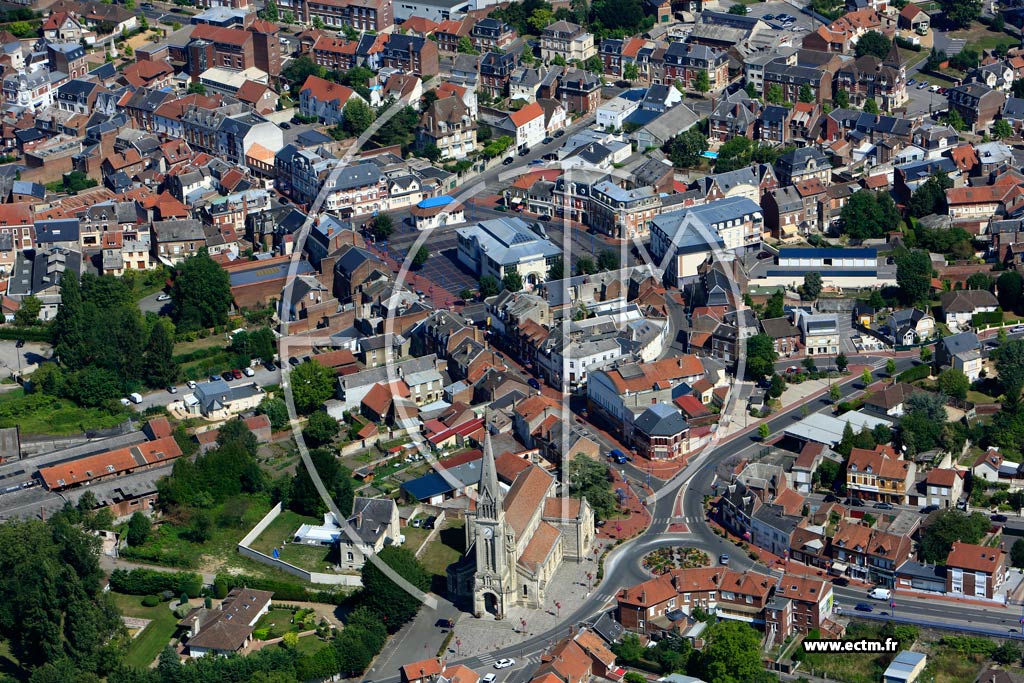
left=823, top=493, right=839, bottom=502
left=845, top=498, right=865, bottom=507
left=502, top=157, right=514, bottom=166
left=243, top=366, right=255, bottom=377
left=1012, top=325, right=1024, bottom=333
left=129, top=392, right=143, bottom=404
left=528, top=378, right=541, bottom=390
left=412, top=518, right=422, bottom=528
left=920, top=504, right=939, bottom=514
left=494, top=659, right=515, bottom=669
left=855, top=603, right=874, bottom=612
left=719, top=554, right=730, bottom=566
left=538, top=214, right=551, bottom=221
left=209, top=375, right=221, bottom=382
left=542, top=136, right=554, bottom=144
left=280, top=122, right=292, bottom=130
left=832, top=577, right=849, bottom=587
left=156, top=293, right=171, bottom=301
left=518, top=147, right=530, bottom=157
left=435, top=618, right=455, bottom=629
left=14, top=339, right=24, bottom=348
left=554, top=129, right=565, bottom=138
left=288, top=357, right=300, bottom=366
left=992, top=514, right=1009, bottom=523
left=907, top=78, right=916, bottom=86
left=608, top=449, right=630, bottom=464
left=232, top=369, right=243, bottom=380
left=482, top=675, right=497, bottom=683
left=186, top=380, right=197, bottom=390
left=764, top=13, right=774, bottom=19
left=873, top=502, right=894, bottom=510
left=120, top=398, right=132, bottom=407
left=424, top=516, right=436, bottom=529
left=167, top=385, right=178, bottom=394
left=868, top=587, right=891, bottom=601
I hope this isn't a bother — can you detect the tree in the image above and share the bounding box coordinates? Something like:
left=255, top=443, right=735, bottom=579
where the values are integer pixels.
left=966, top=273, right=993, bottom=291
left=766, top=83, right=784, bottom=105
left=694, top=621, right=776, bottom=683
left=412, top=245, right=429, bottom=268
left=666, top=128, right=708, bottom=168
left=548, top=257, right=564, bottom=281
left=343, top=98, right=376, bottom=137
left=527, top=6, right=554, bottom=32
left=257, top=397, right=289, bottom=431
left=855, top=30, right=891, bottom=59
left=694, top=70, right=710, bottom=95
left=261, top=0, right=279, bottom=21
left=816, top=459, right=840, bottom=490
left=576, top=256, right=597, bottom=275
left=290, top=360, right=336, bottom=415
left=862, top=368, right=873, bottom=386
left=502, top=271, right=523, bottom=292
left=895, top=250, right=933, bottom=306
left=900, top=392, right=947, bottom=454
left=143, top=319, right=176, bottom=389
left=909, top=172, right=953, bottom=218
left=938, top=0, right=980, bottom=29
left=457, top=35, right=478, bottom=54
left=994, top=640, right=1021, bottom=665
left=52, top=272, right=85, bottom=369
left=568, top=453, right=616, bottom=519
left=945, top=108, right=966, bottom=132
left=829, top=384, right=841, bottom=402
left=863, top=98, right=880, bottom=114
left=746, top=334, right=778, bottom=381
left=14, top=295, right=41, bottom=326
left=994, top=118, right=1014, bottom=140
left=834, top=88, right=850, bottom=109
left=1012, top=538, right=1024, bottom=568
left=171, top=250, right=232, bottom=332
left=370, top=214, right=394, bottom=241
left=768, top=374, right=786, bottom=399
left=623, top=62, right=639, bottom=81
left=802, top=272, right=823, bottom=301
left=728, top=2, right=746, bottom=12
left=839, top=190, right=900, bottom=240
left=937, top=368, right=969, bottom=400
left=763, top=290, right=785, bottom=319
left=993, top=339, right=1024, bottom=398
left=920, top=509, right=990, bottom=562
left=125, top=511, right=152, bottom=548
left=886, top=359, right=897, bottom=376
left=998, top=270, right=1023, bottom=313
left=360, top=546, right=431, bottom=631
left=187, top=81, right=206, bottom=95
left=290, top=446, right=353, bottom=518
left=303, top=411, right=340, bottom=447
left=758, top=423, right=770, bottom=440
left=836, top=353, right=848, bottom=372
left=479, top=275, right=500, bottom=298
left=597, top=250, right=619, bottom=271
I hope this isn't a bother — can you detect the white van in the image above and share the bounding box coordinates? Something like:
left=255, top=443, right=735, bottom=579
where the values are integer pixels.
left=868, top=587, right=891, bottom=601
left=129, top=392, right=143, bottom=404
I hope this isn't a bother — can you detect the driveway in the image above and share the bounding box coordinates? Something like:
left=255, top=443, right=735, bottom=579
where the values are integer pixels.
left=0, top=340, right=51, bottom=377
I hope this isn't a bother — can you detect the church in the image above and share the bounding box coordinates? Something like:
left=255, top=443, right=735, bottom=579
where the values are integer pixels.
left=447, top=435, right=596, bottom=617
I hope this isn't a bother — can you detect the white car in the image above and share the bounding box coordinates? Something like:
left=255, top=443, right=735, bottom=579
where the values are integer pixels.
left=482, top=675, right=497, bottom=683
left=243, top=366, right=255, bottom=377
left=494, top=659, right=515, bottom=669
left=156, top=293, right=171, bottom=301
left=186, top=380, right=197, bottom=390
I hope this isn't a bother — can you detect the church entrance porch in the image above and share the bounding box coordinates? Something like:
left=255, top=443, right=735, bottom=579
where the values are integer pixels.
left=483, top=592, right=500, bottom=617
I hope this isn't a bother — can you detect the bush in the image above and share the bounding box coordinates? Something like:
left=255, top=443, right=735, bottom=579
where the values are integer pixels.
left=972, top=309, right=1004, bottom=327
left=109, top=568, right=204, bottom=597
left=216, top=572, right=346, bottom=605
left=253, top=627, right=271, bottom=640
left=897, top=363, right=931, bottom=383
left=141, top=595, right=160, bottom=607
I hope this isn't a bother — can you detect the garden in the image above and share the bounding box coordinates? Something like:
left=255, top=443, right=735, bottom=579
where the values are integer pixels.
left=642, top=546, right=710, bottom=574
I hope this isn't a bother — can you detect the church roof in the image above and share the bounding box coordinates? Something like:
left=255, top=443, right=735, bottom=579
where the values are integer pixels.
left=518, top=520, right=561, bottom=571
left=542, top=497, right=582, bottom=520
left=503, top=465, right=554, bottom=538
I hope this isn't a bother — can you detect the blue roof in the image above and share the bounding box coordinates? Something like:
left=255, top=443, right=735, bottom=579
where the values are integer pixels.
left=401, top=472, right=455, bottom=500
left=780, top=248, right=876, bottom=258
left=418, top=195, right=457, bottom=209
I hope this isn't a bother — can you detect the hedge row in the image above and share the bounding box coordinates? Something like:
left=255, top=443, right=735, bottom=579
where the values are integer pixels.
left=0, top=326, right=52, bottom=342
left=216, top=572, right=348, bottom=605
left=897, top=363, right=931, bottom=383
left=171, top=345, right=229, bottom=364
left=109, top=568, right=203, bottom=598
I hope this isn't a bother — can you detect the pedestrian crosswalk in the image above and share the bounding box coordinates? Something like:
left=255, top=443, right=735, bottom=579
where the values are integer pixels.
left=653, top=515, right=701, bottom=525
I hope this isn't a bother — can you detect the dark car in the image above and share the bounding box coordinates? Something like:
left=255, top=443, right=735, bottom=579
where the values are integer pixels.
left=542, top=152, right=558, bottom=160
left=823, top=493, right=839, bottom=502
left=222, top=371, right=235, bottom=381
left=502, top=157, right=514, bottom=166
left=554, top=130, right=565, bottom=138
left=528, top=378, right=541, bottom=390
left=992, top=514, right=1009, bottom=523
left=14, top=339, right=24, bottom=348
left=209, top=375, right=221, bottom=382
left=424, top=515, right=436, bottom=529
left=538, top=214, right=551, bottom=221
left=608, top=448, right=629, bottom=464
left=845, top=498, right=865, bottom=507
left=518, top=147, right=530, bottom=157
left=873, top=502, right=894, bottom=510
left=855, top=603, right=874, bottom=612
left=542, top=136, right=554, bottom=145
left=435, top=618, right=454, bottom=629
left=920, top=504, right=939, bottom=514
left=264, top=360, right=277, bottom=372
left=280, top=122, right=292, bottom=130
left=832, top=577, right=849, bottom=587
left=288, top=357, right=300, bottom=367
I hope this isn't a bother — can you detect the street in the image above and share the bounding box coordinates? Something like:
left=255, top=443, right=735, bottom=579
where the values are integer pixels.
left=128, top=363, right=281, bottom=413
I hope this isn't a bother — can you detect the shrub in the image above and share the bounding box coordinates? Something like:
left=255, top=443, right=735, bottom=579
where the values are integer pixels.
left=253, top=627, right=271, bottom=640
left=141, top=595, right=160, bottom=607
left=109, top=568, right=203, bottom=597
left=897, top=363, right=931, bottom=383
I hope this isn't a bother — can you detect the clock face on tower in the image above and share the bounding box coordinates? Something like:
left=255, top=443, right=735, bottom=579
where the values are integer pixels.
left=483, top=527, right=493, bottom=539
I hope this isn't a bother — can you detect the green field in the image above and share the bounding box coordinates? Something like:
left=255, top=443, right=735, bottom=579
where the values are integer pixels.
left=418, top=521, right=465, bottom=594
left=0, top=389, right=127, bottom=435
left=110, top=592, right=180, bottom=669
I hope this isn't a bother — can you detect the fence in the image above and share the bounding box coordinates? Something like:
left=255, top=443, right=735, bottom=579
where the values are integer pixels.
left=237, top=503, right=362, bottom=587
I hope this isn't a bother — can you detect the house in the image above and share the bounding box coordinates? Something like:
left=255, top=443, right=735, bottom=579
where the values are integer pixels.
left=502, top=101, right=546, bottom=152
left=898, top=4, right=929, bottom=34
left=659, top=42, right=729, bottom=94
left=924, top=468, right=965, bottom=509
left=940, top=289, right=998, bottom=331
left=180, top=588, right=273, bottom=658
left=947, top=83, right=1007, bottom=133
left=299, top=75, right=359, bottom=125
left=863, top=382, right=919, bottom=418
left=37, top=435, right=183, bottom=491
left=334, top=497, right=401, bottom=570
left=7, top=247, right=82, bottom=322
left=886, top=307, right=934, bottom=344
left=760, top=316, right=801, bottom=357
left=763, top=574, right=835, bottom=645
left=708, top=90, right=760, bottom=142
left=775, top=147, right=831, bottom=187
left=540, top=20, right=596, bottom=63
left=587, top=356, right=706, bottom=428
left=846, top=445, right=916, bottom=505
left=936, top=331, right=983, bottom=382
left=419, top=95, right=477, bottom=160
left=631, top=403, right=691, bottom=461
left=455, top=217, right=560, bottom=286
left=186, top=380, right=265, bottom=419
left=946, top=541, right=1006, bottom=599
left=973, top=448, right=1004, bottom=483
left=151, top=219, right=207, bottom=266
left=795, top=310, right=839, bottom=357
left=558, top=68, right=602, bottom=115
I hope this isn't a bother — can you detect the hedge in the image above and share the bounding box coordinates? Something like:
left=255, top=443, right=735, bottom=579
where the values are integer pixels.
left=172, top=345, right=229, bottom=364
left=0, top=326, right=52, bottom=342
left=109, top=568, right=204, bottom=598
left=897, top=363, right=931, bottom=383
left=141, top=595, right=160, bottom=607
left=972, top=308, right=1004, bottom=327
left=216, top=572, right=348, bottom=605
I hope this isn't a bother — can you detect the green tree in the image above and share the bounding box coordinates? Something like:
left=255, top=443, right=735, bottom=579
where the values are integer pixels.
left=829, top=384, right=841, bottom=402
left=694, top=621, right=776, bottom=683
left=261, top=0, right=279, bottom=20
left=343, top=98, right=376, bottom=137
left=412, top=245, right=429, bottom=268
left=862, top=368, right=873, bottom=386
left=171, top=250, right=232, bottom=332
left=503, top=271, right=523, bottom=292
left=799, top=83, right=814, bottom=103
left=802, top=272, right=823, bottom=301
left=126, top=512, right=151, bottom=547
left=479, top=275, right=500, bottom=298
left=937, top=368, right=969, bottom=400
left=816, top=459, right=840, bottom=490
left=665, top=127, right=708, bottom=168
left=257, top=396, right=289, bottom=431
left=694, top=70, right=710, bottom=95
left=945, top=108, right=966, bottom=131
left=457, top=35, right=478, bottom=54
left=746, top=334, right=778, bottom=381
left=768, top=374, right=786, bottom=398
left=360, top=546, right=431, bottom=631
left=52, top=272, right=86, bottom=369
left=836, top=353, right=848, bottom=372
left=14, top=295, right=41, bottom=326
left=895, top=249, right=933, bottom=306
left=998, top=270, right=1023, bottom=313
left=371, top=214, right=393, bottom=241
left=548, top=257, right=564, bottom=281
left=938, top=0, right=980, bottom=28
left=855, top=30, right=891, bottom=58
left=886, top=359, right=897, bottom=376
left=863, top=98, right=880, bottom=114
left=568, top=453, right=616, bottom=519
left=290, top=360, right=335, bottom=415
left=528, top=6, right=554, bottom=32
left=839, top=190, right=900, bottom=240
left=766, top=83, right=784, bottom=104
left=900, top=392, right=947, bottom=454
left=994, top=339, right=1024, bottom=398
left=758, top=423, right=770, bottom=440
left=143, top=319, right=176, bottom=389
left=763, top=290, right=785, bottom=319
left=187, top=81, right=206, bottom=95
left=576, top=256, right=597, bottom=275
left=303, top=411, right=340, bottom=447
left=993, top=118, right=1014, bottom=140
left=966, top=273, right=993, bottom=291
left=728, top=2, right=747, bottom=13
left=291, top=447, right=354, bottom=516
left=597, top=250, right=619, bottom=271
left=920, top=509, right=990, bottom=562
left=623, top=61, right=639, bottom=81
left=1011, top=538, right=1024, bottom=568
left=834, top=88, right=850, bottom=108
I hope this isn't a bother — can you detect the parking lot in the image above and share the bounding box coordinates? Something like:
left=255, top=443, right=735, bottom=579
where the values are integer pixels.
left=743, top=2, right=821, bottom=33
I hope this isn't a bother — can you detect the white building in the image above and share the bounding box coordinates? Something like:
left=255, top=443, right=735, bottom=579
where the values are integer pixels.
left=596, top=96, right=641, bottom=130
left=455, top=217, right=561, bottom=285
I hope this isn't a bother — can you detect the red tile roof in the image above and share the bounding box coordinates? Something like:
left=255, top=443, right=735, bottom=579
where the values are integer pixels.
left=509, top=101, right=544, bottom=127
left=925, top=468, right=962, bottom=487
left=503, top=465, right=553, bottom=538
left=192, top=23, right=251, bottom=47
left=947, top=541, right=1004, bottom=574
left=300, top=75, right=356, bottom=105
left=38, top=435, right=183, bottom=490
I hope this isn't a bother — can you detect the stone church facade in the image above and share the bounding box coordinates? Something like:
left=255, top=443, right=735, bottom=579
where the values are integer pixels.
left=447, top=436, right=595, bottom=617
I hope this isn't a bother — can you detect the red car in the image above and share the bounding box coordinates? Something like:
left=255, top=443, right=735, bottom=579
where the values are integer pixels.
left=232, top=369, right=243, bottom=380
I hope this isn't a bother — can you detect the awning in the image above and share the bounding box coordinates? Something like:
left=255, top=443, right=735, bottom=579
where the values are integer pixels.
left=830, top=561, right=849, bottom=574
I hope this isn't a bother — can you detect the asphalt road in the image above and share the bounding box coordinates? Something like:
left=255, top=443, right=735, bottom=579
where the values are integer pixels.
left=127, top=363, right=282, bottom=412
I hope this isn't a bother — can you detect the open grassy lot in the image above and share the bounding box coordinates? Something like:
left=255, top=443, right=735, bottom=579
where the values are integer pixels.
left=247, top=509, right=322, bottom=556
left=419, top=520, right=465, bottom=595
left=951, top=21, right=1017, bottom=54
left=0, top=388, right=127, bottom=435
left=109, top=592, right=180, bottom=670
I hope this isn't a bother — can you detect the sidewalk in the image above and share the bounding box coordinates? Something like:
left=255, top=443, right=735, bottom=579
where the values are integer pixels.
left=597, top=468, right=652, bottom=542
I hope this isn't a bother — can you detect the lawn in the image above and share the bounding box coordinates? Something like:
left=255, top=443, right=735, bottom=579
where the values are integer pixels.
left=418, top=521, right=465, bottom=595
left=109, top=592, right=180, bottom=670
left=0, top=389, right=128, bottom=435
left=254, top=608, right=303, bottom=639
left=951, top=21, right=1017, bottom=54
left=402, top=526, right=431, bottom=553
left=247, top=509, right=322, bottom=556
left=276, top=543, right=334, bottom=572
left=120, top=494, right=273, bottom=570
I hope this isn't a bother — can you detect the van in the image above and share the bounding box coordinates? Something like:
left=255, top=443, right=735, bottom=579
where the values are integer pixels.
left=129, top=392, right=143, bottom=404
left=868, top=587, right=891, bottom=601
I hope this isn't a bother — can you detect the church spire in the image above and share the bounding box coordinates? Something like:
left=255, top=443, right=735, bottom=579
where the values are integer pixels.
left=478, top=432, right=500, bottom=520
